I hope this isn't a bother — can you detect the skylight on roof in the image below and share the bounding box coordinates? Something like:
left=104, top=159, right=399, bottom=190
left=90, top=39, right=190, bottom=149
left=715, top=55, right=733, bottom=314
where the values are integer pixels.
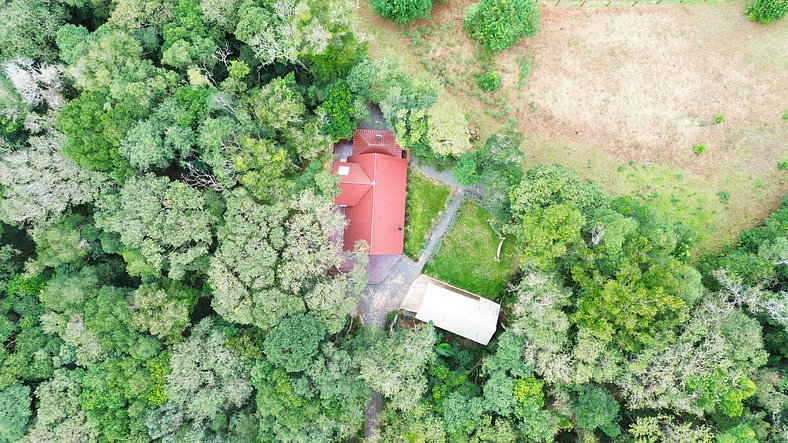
left=337, top=166, right=350, bottom=176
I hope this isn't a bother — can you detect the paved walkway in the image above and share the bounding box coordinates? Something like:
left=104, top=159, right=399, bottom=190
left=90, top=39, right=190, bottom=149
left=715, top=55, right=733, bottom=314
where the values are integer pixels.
left=359, top=163, right=465, bottom=439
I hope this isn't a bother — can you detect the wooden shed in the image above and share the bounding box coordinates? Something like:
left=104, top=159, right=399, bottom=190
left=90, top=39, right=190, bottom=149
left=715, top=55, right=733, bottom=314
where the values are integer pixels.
left=401, top=275, right=501, bottom=345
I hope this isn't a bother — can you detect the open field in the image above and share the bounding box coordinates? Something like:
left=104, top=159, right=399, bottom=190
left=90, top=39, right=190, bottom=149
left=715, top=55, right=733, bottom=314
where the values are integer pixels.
left=423, top=201, right=518, bottom=298
left=356, top=0, right=788, bottom=250
left=404, top=170, right=453, bottom=259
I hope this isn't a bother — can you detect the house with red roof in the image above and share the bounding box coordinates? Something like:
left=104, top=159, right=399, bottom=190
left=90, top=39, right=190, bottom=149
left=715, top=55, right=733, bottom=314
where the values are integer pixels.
left=333, top=129, right=408, bottom=283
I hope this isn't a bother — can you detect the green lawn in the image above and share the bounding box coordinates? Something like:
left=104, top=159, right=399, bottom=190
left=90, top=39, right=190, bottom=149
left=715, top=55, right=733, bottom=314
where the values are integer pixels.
left=423, top=201, right=518, bottom=298
left=404, top=171, right=452, bottom=260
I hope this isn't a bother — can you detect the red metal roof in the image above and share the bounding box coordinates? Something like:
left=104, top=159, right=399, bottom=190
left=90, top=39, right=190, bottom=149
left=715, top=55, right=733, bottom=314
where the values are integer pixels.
left=334, top=152, right=407, bottom=255
left=353, top=129, right=405, bottom=158
left=333, top=162, right=372, bottom=207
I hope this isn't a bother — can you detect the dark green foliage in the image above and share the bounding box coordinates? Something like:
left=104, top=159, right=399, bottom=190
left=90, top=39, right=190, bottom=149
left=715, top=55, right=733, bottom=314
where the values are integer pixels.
left=746, top=0, right=787, bottom=23
left=0, top=0, right=66, bottom=61
left=455, top=128, right=524, bottom=219
left=0, top=0, right=784, bottom=441
left=56, top=24, right=90, bottom=65
left=475, top=69, right=501, bottom=92
left=575, top=385, right=621, bottom=438
left=0, top=275, right=62, bottom=388
left=321, top=80, right=356, bottom=141
left=370, top=0, right=435, bottom=24
left=463, top=0, right=540, bottom=52
left=264, top=314, right=326, bottom=373
left=0, top=383, right=31, bottom=442
left=55, top=91, right=134, bottom=177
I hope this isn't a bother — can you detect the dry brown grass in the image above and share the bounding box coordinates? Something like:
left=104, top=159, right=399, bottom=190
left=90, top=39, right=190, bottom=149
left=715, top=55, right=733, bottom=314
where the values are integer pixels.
left=356, top=0, right=788, bottom=250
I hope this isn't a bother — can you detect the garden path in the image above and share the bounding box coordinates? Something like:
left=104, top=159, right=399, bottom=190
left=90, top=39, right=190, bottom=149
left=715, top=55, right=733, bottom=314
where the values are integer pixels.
left=359, top=163, right=464, bottom=439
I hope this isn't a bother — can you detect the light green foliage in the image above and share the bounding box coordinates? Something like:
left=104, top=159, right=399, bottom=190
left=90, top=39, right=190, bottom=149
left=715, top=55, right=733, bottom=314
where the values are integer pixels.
left=161, top=0, right=219, bottom=69
left=463, top=0, right=539, bottom=52
left=404, top=172, right=452, bottom=259
left=0, top=129, right=105, bottom=227
left=235, top=0, right=356, bottom=65
left=119, top=120, right=174, bottom=171
left=96, top=174, right=215, bottom=279
left=131, top=281, right=199, bottom=343
left=29, top=214, right=93, bottom=272
left=426, top=97, right=472, bottom=157
left=746, top=0, right=787, bottom=23
left=199, top=0, right=243, bottom=31
left=253, top=342, right=370, bottom=441
left=38, top=267, right=98, bottom=313
left=618, top=297, right=768, bottom=417
left=357, top=324, right=436, bottom=411
left=443, top=392, right=484, bottom=436
left=346, top=58, right=380, bottom=97
left=573, top=272, right=689, bottom=353
left=370, top=0, right=434, bottom=23
left=0, top=383, right=31, bottom=443
left=83, top=286, right=161, bottom=358
left=162, top=318, right=252, bottom=431
left=0, top=0, right=66, bottom=62
left=228, top=60, right=250, bottom=80
left=79, top=355, right=164, bottom=441
left=509, top=164, right=608, bottom=217
left=716, top=424, right=758, bottom=443
left=517, top=203, right=585, bottom=270
left=22, top=369, right=97, bottom=442
left=628, top=415, right=714, bottom=443
left=209, top=189, right=362, bottom=332
left=482, top=372, right=515, bottom=415
left=377, top=404, right=447, bottom=442
left=687, top=369, right=756, bottom=417
left=508, top=272, right=572, bottom=384
left=575, top=385, right=621, bottom=438
left=264, top=314, right=326, bottom=373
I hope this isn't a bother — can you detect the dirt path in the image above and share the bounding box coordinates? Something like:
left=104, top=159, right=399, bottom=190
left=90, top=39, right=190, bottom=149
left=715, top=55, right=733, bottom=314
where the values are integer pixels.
left=359, top=165, right=464, bottom=439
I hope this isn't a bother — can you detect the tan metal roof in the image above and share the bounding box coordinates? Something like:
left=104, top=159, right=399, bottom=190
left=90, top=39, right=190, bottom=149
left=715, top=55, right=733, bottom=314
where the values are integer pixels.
left=401, top=275, right=500, bottom=345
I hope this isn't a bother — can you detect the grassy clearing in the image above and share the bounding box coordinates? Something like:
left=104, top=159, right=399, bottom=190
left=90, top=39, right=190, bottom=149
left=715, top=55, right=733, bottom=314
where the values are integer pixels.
left=404, top=171, right=452, bottom=259
left=424, top=201, right=518, bottom=298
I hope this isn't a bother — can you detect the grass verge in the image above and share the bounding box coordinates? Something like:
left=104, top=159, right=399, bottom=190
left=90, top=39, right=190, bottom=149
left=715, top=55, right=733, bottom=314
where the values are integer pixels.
left=404, top=170, right=452, bottom=260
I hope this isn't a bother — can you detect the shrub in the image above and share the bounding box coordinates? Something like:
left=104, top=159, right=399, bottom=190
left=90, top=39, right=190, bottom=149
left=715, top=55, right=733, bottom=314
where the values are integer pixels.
left=463, top=0, right=539, bottom=52
left=475, top=69, right=501, bottom=92
left=370, top=0, right=434, bottom=24
left=746, top=0, right=787, bottom=23
left=713, top=114, right=725, bottom=124
left=692, top=144, right=706, bottom=155
left=717, top=191, right=730, bottom=202
left=778, top=160, right=788, bottom=170
left=321, top=80, right=356, bottom=141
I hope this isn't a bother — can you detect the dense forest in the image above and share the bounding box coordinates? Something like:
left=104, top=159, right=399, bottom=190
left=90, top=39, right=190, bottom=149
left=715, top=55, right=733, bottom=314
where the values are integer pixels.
left=0, top=0, right=785, bottom=442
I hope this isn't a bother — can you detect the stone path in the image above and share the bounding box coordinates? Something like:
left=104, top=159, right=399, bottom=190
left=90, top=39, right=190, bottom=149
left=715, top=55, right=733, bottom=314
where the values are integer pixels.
left=359, top=163, right=465, bottom=439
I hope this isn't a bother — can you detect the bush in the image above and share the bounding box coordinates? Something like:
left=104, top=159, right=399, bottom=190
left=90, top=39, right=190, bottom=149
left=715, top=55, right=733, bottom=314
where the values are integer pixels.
left=463, top=0, right=539, bottom=52
left=370, top=0, right=434, bottom=24
left=475, top=69, right=501, bottom=92
left=321, top=80, right=356, bottom=141
left=692, top=144, right=706, bottom=155
left=746, top=0, right=787, bottom=23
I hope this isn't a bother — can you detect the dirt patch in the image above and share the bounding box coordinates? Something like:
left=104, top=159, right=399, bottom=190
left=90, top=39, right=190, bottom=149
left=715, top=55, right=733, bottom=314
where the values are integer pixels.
left=504, top=4, right=788, bottom=178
